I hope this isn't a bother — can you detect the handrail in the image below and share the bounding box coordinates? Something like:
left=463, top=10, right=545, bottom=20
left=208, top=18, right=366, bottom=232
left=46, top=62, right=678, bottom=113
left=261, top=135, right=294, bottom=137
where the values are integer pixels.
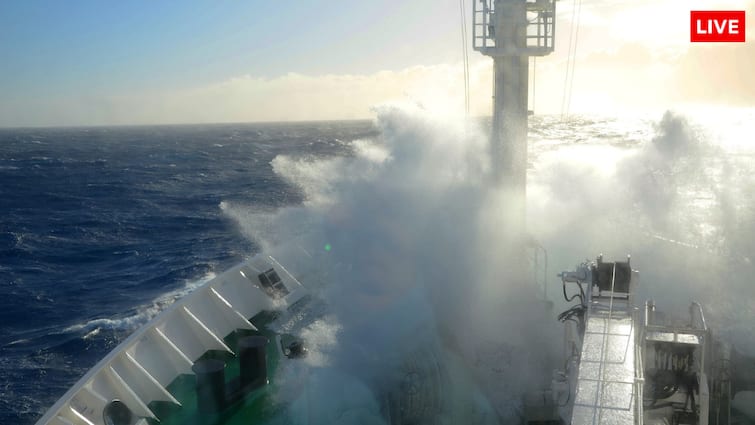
left=596, top=263, right=617, bottom=425
left=691, top=301, right=708, bottom=331
left=634, top=306, right=644, bottom=425
left=644, top=324, right=709, bottom=338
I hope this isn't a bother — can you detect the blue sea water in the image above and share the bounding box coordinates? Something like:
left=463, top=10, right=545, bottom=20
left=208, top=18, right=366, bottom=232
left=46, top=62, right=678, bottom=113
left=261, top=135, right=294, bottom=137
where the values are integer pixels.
left=0, top=121, right=375, bottom=424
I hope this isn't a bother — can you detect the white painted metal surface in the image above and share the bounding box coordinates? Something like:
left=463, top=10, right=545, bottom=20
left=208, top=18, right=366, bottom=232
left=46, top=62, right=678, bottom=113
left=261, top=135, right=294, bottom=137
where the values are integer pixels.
left=34, top=255, right=307, bottom=425
left=472, top=0, right=557, bottom=56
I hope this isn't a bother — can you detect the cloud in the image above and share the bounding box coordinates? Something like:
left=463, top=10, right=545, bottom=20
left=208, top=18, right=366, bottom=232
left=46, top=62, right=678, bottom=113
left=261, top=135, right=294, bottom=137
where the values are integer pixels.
left=182, top=60, right=501, bottom=122
left=537, top=0, right=755, bottom=114
left=670, top=43, right=755, bottom=105
left=1, top=63, right=492, bottom=127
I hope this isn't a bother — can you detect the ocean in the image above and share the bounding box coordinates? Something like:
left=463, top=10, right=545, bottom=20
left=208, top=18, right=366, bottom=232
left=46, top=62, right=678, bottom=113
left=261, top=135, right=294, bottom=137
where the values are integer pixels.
left=1, top=106, right=753, bottom=424
left=0, top=121, right=375, bottom=424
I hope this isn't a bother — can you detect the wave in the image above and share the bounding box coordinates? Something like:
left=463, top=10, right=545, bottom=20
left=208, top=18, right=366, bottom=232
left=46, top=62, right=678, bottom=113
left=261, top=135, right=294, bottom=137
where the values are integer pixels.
left=63, top=272, right=216, bottom=336
left=222, top=104, right=553, bottom=422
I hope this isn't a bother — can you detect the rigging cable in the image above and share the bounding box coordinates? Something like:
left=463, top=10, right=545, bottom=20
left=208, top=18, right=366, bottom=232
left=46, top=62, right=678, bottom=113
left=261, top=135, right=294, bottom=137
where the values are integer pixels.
left=560, top=0, right=577, bottom=118
left=459, top=0, right=470, bottom=117
left=566, top=0, right=583, bottom=117
left=532, top=57, right=537, bottom=113
left=561, top=0, right=582, bottom=119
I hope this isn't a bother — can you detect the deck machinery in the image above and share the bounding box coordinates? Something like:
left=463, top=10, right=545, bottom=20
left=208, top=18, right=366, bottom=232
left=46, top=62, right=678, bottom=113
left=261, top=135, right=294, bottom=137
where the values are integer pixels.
left=544, top=255, right=750, bottom=425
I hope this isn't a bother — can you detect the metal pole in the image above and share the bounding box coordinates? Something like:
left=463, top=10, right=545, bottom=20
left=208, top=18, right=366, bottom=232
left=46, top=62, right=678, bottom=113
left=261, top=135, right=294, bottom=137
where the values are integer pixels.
left=490, top=0, right=529, bottom=237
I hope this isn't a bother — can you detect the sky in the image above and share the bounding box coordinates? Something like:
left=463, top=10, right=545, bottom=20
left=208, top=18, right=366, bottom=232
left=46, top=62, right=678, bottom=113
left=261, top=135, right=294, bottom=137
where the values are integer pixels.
left=0, top=0, right=754, bottom=127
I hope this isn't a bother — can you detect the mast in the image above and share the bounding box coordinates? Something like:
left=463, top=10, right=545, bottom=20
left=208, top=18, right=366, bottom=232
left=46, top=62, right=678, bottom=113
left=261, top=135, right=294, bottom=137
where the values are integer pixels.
left=473, top=0, right=556, bottom=235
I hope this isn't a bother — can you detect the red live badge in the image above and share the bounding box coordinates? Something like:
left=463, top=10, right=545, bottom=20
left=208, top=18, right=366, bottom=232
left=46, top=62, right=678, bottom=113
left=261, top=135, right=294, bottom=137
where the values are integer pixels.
left=691, top=11, right=746, bottom=42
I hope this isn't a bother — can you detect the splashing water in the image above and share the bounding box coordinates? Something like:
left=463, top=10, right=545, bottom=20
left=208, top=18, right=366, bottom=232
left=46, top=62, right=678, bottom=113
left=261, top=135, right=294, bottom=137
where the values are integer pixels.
left=221, top=104, right=755, bottom=422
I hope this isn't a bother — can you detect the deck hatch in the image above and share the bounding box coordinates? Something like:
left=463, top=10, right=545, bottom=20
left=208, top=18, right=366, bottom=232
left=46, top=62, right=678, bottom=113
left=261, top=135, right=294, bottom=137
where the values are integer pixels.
left=258, top=268, right=289, bottom=298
